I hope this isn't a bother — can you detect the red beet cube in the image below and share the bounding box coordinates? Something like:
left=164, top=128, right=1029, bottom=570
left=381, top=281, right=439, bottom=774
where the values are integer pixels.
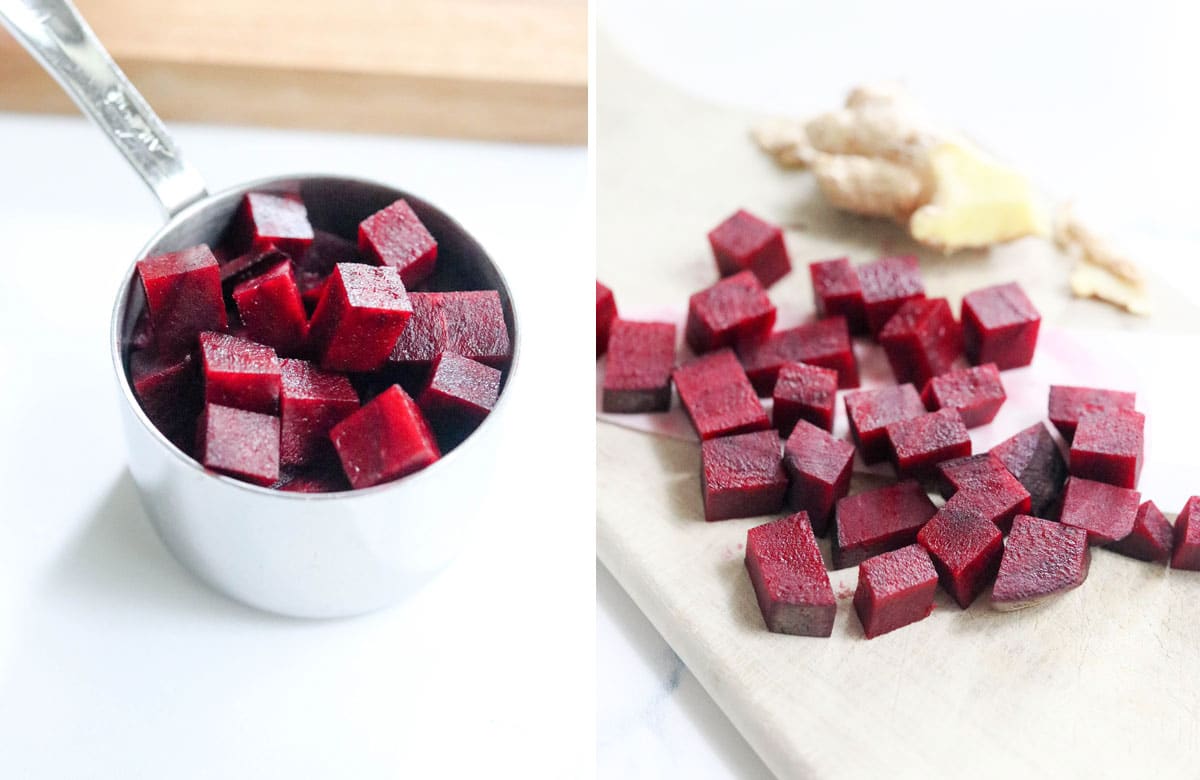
left=833, top=480, right=937, bottom=569
left=388, top=292, right=444, bottom=370
left=917, top=495, right=1004, bottom=608
left=1171, top=497, right=1200, bottom=570
left=602, top=320, right=676, bottom=413
left=417, top=351, right=501, bottom=426
left=736, top=316, right=858, bottom=394
left=358, top=198, right=438, bottom=287
left=844, top=384, right=926, bottom=464
left=307, top=263, right=413, bottom=372
left=858, top=255, right=925, bottom=335
left=597, top=281, right=618, bottom=356
left=701, top=429, right=787, bottom=521
left=745, top=512, right=836, bottom=637
left=197, top=403, right=281, bottom=486
left=961, top=282, right=1040, bottom=369
left=990, top=422, right=1067, bottom=518
left=853, top=544, right=939, bottom=638
left=878, top=298, right=961, bottom=387
left=1059, top=476, right=1140, bottom=545
left=1069, top=409, right=1145, bottom=489
left=885, top=407, right=972, bottom=480
left=921, top=363, right=1006, bottom=428
left=937, top=453, right=1031, bottom=532
left=130, top=349, right=201, bottom=444
left=991, top=515, right=1089, bottom=610
left=297, top=229, right=360, bottom=276
left=232, top=261, right=309, bottom=355
left=707, top=209, right=791, bottom=287
left=278, top=466, right=351, bottom=494
left=219, top=244, right=290, bottom=290
left=809, top=257, right=867, bottom=334
left=279, top=358, right=359, bottom=467
left=772, top=362, right=838, bottom=436
left=199, top=331, right=282, bottom=415
left=674, top=349, right=769, bottom=440
left=1110, top=500, right=1175, bottom=564
left=685, top=270, right=776, bottom=354
left=1048, top=384, right=1136, bottom=442
left=439, top=291, right=512, bottom=367
left=330, top=385, right=440, bottom=488
left=783, top=420, right=855, bottom=536
left=137, top=244, right=227, bottom=356
left=239, top=192, right=314, bottom=258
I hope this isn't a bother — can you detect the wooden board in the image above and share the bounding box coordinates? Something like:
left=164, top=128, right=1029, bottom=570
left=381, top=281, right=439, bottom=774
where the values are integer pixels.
left=0, top=0, right=586, bottom=144
left=596, top=36, right=1200, bottom=779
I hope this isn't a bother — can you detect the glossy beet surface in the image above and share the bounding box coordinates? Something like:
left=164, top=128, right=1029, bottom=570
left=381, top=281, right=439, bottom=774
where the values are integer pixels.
left=130, top=349, right=200, bottom=447
left=1109, top=500, right=1174, bottom=564
left=885, top=407, right=972, bottom=480
left=917, top=495, right=1004, bottom=608
left=232, top=260, right=308, bottom=355
left=358, top=198, right=438, bottom=287
left=772, top=361, right=838, bottom=436
left=596, top=281, right=617, bottom=357
left=992, top=515, right=1089, bottom=610
left=417, top=351, right=501, bottom=426
left=961, top=282, right=1040, bottom=369
left=701, top=429, right=787, bottom=521
left=330, top=385, right=440, bottom=489
left=1171, top=497, right=1200, bottom=571
left=1059, top=476, right=1140, bottom=545
left=990, top=422, right=1068, bottom=518
left=307, top=263, right=413, bottom=372
left=240, top=192, right=314, bottom=258
left=937, top=453, right=1031, bottom=532
left=853, top=544, right=939, bottom=639
left=844, top=383, right=926, bottom=464
left=834, top=480, right=936, bottom=569
left=1069, top=409, right=1145, bottom=489
left=745, top=512, right=836, bottom=637
left=136, top=244, right=227, bottom=356
left=199, top=331, right=281, bottom=415
left=601, top=320, right=676, bottom=413
left=197, top=403, right=281, bottom=486
left=879, top=297, right=961, bottom=388
left=809, top=257, right=867, bottom=334
left=736, top=316, right=858, bottom=394
left=438, top=291, right=512, bottom=367
left=783, top=419, right=855, bottom=536
left=673, top=349, right=769, bottom=440
left=1048, top=384, right=1136, bottom=442
left=707, top=209, right=791, bottom=287
left=278, top=358, right=359, bottom=467
left=685, top=270, right=776, bottom=353
left=921, top=363, right=1006, bottom=428
left=858, top=255, right=925, bottom=335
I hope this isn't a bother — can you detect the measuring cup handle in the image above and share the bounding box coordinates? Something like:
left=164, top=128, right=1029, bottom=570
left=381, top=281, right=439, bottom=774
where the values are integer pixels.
left=0, top=0, right=208, bottom=217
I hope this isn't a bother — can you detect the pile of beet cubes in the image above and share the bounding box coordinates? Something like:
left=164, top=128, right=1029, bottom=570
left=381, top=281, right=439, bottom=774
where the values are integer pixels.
left=598, top=207, right=1199, bottom=639
left=129, top=191, right=511, bottom=492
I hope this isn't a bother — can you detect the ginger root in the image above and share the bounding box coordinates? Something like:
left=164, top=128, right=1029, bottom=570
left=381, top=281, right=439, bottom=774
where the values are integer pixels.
left=1055, top=206, right=1150, bottom=316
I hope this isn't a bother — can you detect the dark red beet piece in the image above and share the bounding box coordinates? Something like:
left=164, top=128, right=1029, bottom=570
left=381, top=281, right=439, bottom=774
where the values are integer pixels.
left=279, top=358, right=359, bottom=467
left=597, top=281, right=617, bottom=357
left=240, top=192, right=314, bottom=258
left=297, top=229, right=360, bottom=276
left=1048, top=385, right=1136, bottom=443
left=853, top=544, right=939, bottom=638
left=358, top=198, right=438, bottom=287
left=878, top=297, right=961, bottom=388
left=330, top=385, right=440, bottom=489
left=783, top=420, right=855, bottom=536
left=439, top=291, right=512, bottom=367
left=130, top=311, right=153, bottom=351
left=990, top=422, right=1067, bottom=518
left=745, top=512, right=836, bottom=637
left=1059, top=476, right=1140, bottom=545
left=921, top=363, right=1006, bottom=428
left=278, top=466, right=351, bottom=493
left=674, top=349, right=769, bottom=440
left=936, top=453, right=1031, bottom=532
left=685, top=270, right=776, bottom=353
left=736, top=316, right=858, bottom=394
left=130, top=349, right=201, bottom=444
left=1110, top=500, right=1175, bottom=564
left=809, top=257, right=867, bottom=335
left=1069, top=409, right=1145, bottom=489
left=701, top=429, right=787, bottom=521
left=858, top=255, right=925, bottom=335
left=199, top=331, right=282, bottom=415
left=137, top=244, right=227, bottom=357
left=232, top=261, right=309, bottom=355
left=1172, top=497, right=1200, bottom=570
left=707, top=209, right=791, bottom=287
left=992, top=515, right=1089, bottom=610
left=772, top=362, right=838, bottom=436
left=844, top=384, right=926, bottom=464
left=602, top=320, right=676, bottom=413
left=307, top=263, right=413, bottom=372
left=885, top=407, right=972, bottom=480
left=197, top=403, right=280, bottom=486
left=417, top=351, right=501, bottom=426
left=219, top=245, right=290, bottom=290
left=917, top=495, right=1004, bottom=608
left=388, top=292, right=444, bottom=370
left=961, top=282, right=1040, bottom=369
left=833, top=480, right=937, bottom=569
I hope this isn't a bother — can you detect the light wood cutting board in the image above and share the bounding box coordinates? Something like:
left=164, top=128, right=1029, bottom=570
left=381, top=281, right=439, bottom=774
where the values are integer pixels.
left=596, top=36, right=1200, bottom=779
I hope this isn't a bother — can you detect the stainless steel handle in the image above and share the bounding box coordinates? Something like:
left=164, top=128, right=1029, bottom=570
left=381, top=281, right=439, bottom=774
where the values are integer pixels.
left=0, top=0, right=208, bottom=217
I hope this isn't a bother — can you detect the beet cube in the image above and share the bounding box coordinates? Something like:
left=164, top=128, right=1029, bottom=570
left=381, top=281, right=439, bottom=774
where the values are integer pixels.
left=674, top=349, right=769, bottom=440
left=197, top=403, right=280, bottom=486
left=878, top=297, right=961, bottom=387
left=685, top=270, right=776, bottom=353
left=130, top=349, right=201, bottom=444
left=358, top=198, right=438, bottom=287
left=1171, top=497, right=1200, bottom=570
left=745, top=512, right=836, bottom=637
left=417, top=351, right=501, bottom=426
left=1048, top=385, right=1136, bottom=443
left=858, top=255, right=925, bottom=335
left=783, top=420, right=855, bottom=536
left=137, top=244, right=227, bottom=356
left=1110, top=500, right=1175, bottom=564
left=991, top=515, right=1089, bottom=610
left=844, top=383, right=926, bottom=464
left=833, top=480, right=937, bottom=569
left=772, top=362, right=838, bottom=436
left=597, top=281, right=618, bottom=356
left=279, top=358, right=359, bottom=467
left=278, top=466, right=351, bottom=494
left=921, top=363, right=1006, bottom=428
left=307, top=263, right=413, bottom=372
left=885, top=408, right=972, bottom=480
left=961, top=282, right=1040, bottom=369
left=297, top=229, right=360, bottom=276
left=388, top=292, right=444, bottom=370
left=707, top=209, right=791, bottom=287
left=232, top=261, right=309, bottom=355
left=809, top=257, right=867, bottom=334
left=937, top=453, right=1032, bottom=532
left=917, top=495, right=1004, bottom=608
left=736, top=316, right=858, bottom=394
left=1069, top=409, right=1145, bottom=489
left=219, top=244, right=290, bottom=290
left=853, top=544, right=939, bottom=638
left=199, top=331, right=282, bottom=415
left=330, top=385, right=440, bottom=489
left=239, top=192, right=314, bottom=258
left=602, top=320, right=676, bottom=413
left=1058, top=476, right=1140, bottom=545
left=439, top=291, right=512, bottom=367
left=990, top=422, right=1067, bottom=518
left=701, top=430, right=787, bottom=521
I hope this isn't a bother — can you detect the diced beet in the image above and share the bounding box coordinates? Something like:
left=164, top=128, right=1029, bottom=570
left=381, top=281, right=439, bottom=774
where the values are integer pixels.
left=1069, top=409, right=1145, bottom=489
left=707, top=209, right=791, bottom=287
left=772, top=362, right=838, bottom=436
left=844, top=384, right=926, bottom=464
left=278, top=466, right=351, bottom=493
left=240, top=192, right=314, bottom=258
left=1171, top=497, right=1200, bottom=570
left=736, top=316, right=858, bottom=394
left=297, top=229, right=360, bottom=275
left=990, top=422, right=1067, bottom=518
left=358, top=199, right=438, bottom=287
left=279, top=358, right=359, bottom=467
left=1059, top=476, right=1140, bottom=545
left=330, top=385, right=440, bottom=489
left=674, top=349, right=769, bottom=440
left=885, top=407, right=972, bottom=480
left=991, top=515, right=1089, bottom=610
left=853, top=544, right=939, bottom=638
left=601, top=320, right=676, bottom=413
left=232, top=261, right=309, bottom=355
left=417, top=351, right=501, bottom=426
left=936, top=453, right=1031, bottom=532
left=1110, top=500, right=1175, bottom=564
left=130, top=311, right=154, bottom=351
left=199, top=331, right=282, bottom=415
left=197, top=403, right=280, bottom=486
left=1048, top=385, right=1136, bottom=443
left=388, top=292, right=444, bottom=371
left=809, top=257, right=867, bottom=334
left=597, top=281, right=618, bottom=357
left=297, top=271, right=327, bottom=313
left=701, top=430, right=787, bottom=521
left=130, top=349, right=201, bottom=445
left=219, top=245, right=290, bottom=290
left=921, top=363, right=1006, bottom=428
left=961, top=282, right=1040, bottom=369
left=307, top=263, right=413, bottom=372
left=783, top=420, right=855, bottom=536
left=438, top=291, right=512, bottom=367
left=858, top=255, right=925, bottom=335
left=878, top=297, right=961, bottom=387
left=745, top=512, right=835, bottom=637
left=917, top=495, right=1004, bottom=608
left=833, top=480, right=937, bottom=569
left=685, top=270, right=776, bottom=353
left=137, top=244, right=227, bottom=356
